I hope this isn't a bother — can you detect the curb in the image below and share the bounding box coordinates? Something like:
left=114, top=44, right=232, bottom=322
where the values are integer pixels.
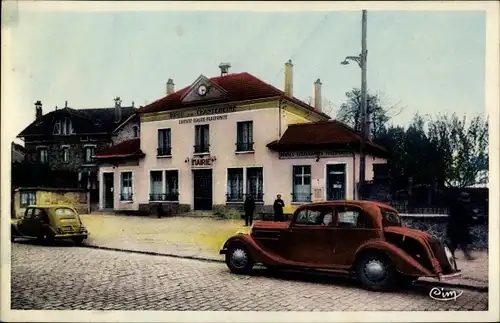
left=83, top=244, right=224, bottom=264
left=82, top=244, right=488, bottom=293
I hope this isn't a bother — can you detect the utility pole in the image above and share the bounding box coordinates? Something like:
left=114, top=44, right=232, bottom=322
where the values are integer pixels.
left=359, top=9, right=368, bottom=199
left=341, top=9, right=368, bottom=200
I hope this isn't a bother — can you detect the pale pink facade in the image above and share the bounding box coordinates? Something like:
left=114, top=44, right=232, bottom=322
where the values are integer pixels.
left=97, top=67, right=388, bottom=213
left=98, top=100, right=387, bottom=212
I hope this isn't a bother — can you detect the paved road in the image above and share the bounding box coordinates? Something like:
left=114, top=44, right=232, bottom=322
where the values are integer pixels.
left=11, top=241, right=488, bottom=311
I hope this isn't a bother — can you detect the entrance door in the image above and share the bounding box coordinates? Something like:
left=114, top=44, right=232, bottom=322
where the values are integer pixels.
left=193, top=169, right=213, bottom=210
left=103, top=173, right=114, bottom=209
left=326, top=164, right=346, bottom=200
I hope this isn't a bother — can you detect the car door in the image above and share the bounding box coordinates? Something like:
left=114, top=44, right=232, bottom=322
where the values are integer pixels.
left=17, top=207, right=35, bottom=236
left=330, top=205, right=382, bottom=267
left=31, top=208, right=48, bottom=238
left=281, top=205, right=337, bottom=268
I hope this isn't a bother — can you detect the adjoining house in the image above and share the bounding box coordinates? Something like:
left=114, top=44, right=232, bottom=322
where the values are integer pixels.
left=15, top=98, right=139, bottom=210
left=11, top=142, right=26, bottom=163
left=95, top=60, right=389, bottom=214
left=12, top=187, right=90, bottom=219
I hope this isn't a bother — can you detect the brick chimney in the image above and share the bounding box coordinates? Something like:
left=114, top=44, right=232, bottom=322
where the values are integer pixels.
left=166, top=79, right=175, bottom=95
left=313, top=78, right=322, bottom=111
left=35, top=101, right=43, bottom=119
left=284, top=59, right=293, bottom=97
left=114, top=97, right=122, bottom=123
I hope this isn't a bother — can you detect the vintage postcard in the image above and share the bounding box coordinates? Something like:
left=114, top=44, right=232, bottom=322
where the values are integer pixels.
left=1, top=1, right=499, bottom=322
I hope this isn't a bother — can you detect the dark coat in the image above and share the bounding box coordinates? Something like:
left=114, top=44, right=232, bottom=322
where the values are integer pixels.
left=273, top=199, right=285, bottom=215
left=244, top=197, right=255, bottom=215
left=447, top=200, right=472, bottom=244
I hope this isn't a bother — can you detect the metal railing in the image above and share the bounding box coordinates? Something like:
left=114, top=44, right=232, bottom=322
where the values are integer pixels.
left=194, top=144, right=210, bottom=154
left=120, top=193, right=133, bottom=201
left=157, top=147, right=172, bottom=156
left=246, top=192, right=264, bottom=202
left=235, top=142, right=254, bottom=152
left=291, top=192, right=312, bottom=203
left=226, top=192, right=244, bottom=202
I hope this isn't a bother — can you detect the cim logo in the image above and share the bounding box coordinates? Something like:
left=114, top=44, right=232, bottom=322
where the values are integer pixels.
left=429, top=287, right=464, bottom=301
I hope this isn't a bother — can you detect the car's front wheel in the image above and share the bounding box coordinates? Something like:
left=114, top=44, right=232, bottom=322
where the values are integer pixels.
left=355, top=252, right=397, bottom=291
left=225, top=242, right=254, bottom=275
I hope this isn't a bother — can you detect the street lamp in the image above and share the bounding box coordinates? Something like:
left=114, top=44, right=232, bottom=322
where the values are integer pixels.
left=341, top=9, right=368, bottom=200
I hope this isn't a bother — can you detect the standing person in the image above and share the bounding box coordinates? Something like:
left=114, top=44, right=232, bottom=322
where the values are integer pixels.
left=243, top=195, right=255, bottom=227
left=273, top=194, right=285, bottom=222
left=447, top=192, right=475, bottom=260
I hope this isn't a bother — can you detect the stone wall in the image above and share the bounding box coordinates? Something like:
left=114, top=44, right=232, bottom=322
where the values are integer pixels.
left=24, top=135, right=111, bottom=172
left=13, top=188, right=90, bottom=218
left=137, top=203, right=190, bottom=216
left=112, top=116, right=140, bottom=145
left=402, top=216, right=488, bottom=249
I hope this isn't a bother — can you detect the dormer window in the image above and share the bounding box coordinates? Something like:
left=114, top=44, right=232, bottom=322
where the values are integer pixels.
left=53, top=118, right=74, bottom=135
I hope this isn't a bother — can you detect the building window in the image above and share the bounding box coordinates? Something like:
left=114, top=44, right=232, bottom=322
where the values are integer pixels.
left=157, top=129, right=171, bottom=156
left=293, top=165, right=312, bottom=202
left=53, top=118, right=74, bottom=135
left=62, top=147, right=70, bottom=162
left=236, top=121, right=253, bottom=152
left=165, top=170, right=179, bottom=201
left=149, top=170, right=179, bottom=201
left=194, top=124, right=209, bottom=154
left=38, top=148, right=48, bottom=163
left=227, top=168, right=244, bottom=202
left=120, top=172, right=133, bottom=201
left=20, top=191, right=36, bottom=207
left=246, top=167, right=263, bottom=201
left=133, top=126, right=139, bottom=138
left=149, top=171, right=163, bottom=201
left=84, top=146, right=95, bottom=163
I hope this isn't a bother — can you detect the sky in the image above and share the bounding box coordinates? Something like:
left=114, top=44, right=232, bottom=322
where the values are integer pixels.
left=4, top=8, right=486, bottom=144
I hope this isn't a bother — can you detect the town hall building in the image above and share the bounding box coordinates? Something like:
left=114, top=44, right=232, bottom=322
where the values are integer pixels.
left=95, top=61, right=389, bottom=214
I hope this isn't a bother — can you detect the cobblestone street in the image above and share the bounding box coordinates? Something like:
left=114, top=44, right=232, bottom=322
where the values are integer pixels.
left=11, top=241, right=488, bottom=311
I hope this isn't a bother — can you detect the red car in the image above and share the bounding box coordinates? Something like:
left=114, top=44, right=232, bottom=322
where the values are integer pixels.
left=220, top=200, right=461, bottom=291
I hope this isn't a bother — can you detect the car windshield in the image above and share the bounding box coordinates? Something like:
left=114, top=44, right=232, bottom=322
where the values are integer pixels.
left=381, top=208, right=402, bottom=227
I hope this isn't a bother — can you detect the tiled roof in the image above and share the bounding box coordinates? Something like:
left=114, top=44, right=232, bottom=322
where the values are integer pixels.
left=95, top=138, right=144, bottom=159
left=267, top=120, right=389, bottom=157
left=18, top=106, right=136, bottom=137
left=136, top=72, right=331, bottom=119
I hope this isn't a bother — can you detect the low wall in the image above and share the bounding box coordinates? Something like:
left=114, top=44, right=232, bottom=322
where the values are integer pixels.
left=401, top=215, right=488, bottom=249
left=137, top=203, right=190, bottom=217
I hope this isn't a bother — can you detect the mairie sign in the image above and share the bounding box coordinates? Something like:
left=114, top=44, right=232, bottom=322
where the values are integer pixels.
left=278, top=151, right=352, bottom=159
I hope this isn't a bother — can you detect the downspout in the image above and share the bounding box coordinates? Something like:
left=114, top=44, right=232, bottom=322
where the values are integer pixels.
left=278, top=97, right=283, bottom=137
left=352, top=150, right=357, bottom=200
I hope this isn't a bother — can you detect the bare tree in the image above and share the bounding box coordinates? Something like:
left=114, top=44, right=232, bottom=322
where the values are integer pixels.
left=336, top=88, right=403, bottom=139
left=305, top=96, right=337, bottom=117
left=428, top=113, right=489, bottom=188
